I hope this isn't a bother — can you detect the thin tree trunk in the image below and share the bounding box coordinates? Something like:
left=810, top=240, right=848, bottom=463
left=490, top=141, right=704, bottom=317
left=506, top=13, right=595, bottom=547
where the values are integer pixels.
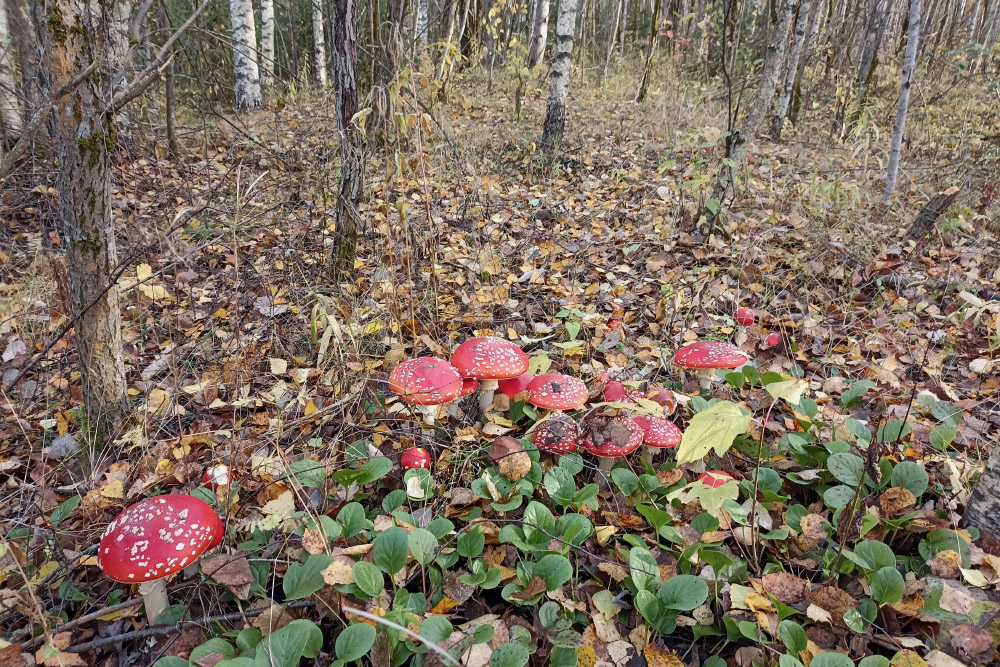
left=918, top=0, right=937, bottom=53
left=528, top=0, right=550, bottom=65
left=261, top=0, right=275, bottom=85
left=331, top=0, right=364, bottom=275
left=789, top=0, right=821, bottom=122
left=977, top=0, right=1000, bottom=71
left=416, top=0, right=430, bottom=46
left=39, top=0, right=128, bottom=432
left=313, top=0, right=328, bottom=85
left=0, top=0, right=21, bottom=139
left=541, top=0, right=580, bottom=151
left=620, top=0, right=629, bottom=56
left=635, top=0, right=663, bottom=100
left=773, top=0, right=812, bottom=135
left=605, top=0, right=625, bottom=76
left=963, top=440, right=1000, bottom=539
left=230, top=0, right=263, bottom=109
left=437, top=0, right=458, bottom=77
left=881, top=0, right=919, bottom=204
left=158, top=0, right=179, bottom=156
left=965, top=0, right=980, bottom=37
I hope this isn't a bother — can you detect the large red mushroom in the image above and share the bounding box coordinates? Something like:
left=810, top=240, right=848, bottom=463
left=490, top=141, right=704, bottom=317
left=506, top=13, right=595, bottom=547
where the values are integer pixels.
left=532, top=415, right=580, bottom=455
left=673, top=341, right=750, bottom=390
left=450, top=337, right=529, bottom=410
left=633, top=415, right=682, bottom=463
left=526, top=373, right=588, bottom=412
left=388, top=357, right=464, bottom=432
left=582, top=417, right=643, bottom=485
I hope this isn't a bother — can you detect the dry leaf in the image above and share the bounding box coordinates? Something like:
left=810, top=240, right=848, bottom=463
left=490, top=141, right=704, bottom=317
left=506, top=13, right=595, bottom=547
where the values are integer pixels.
left=800, top=514, right=828, bottom=540
left=35, top=633, right=86, bottom=667
left=202, top=554, right=254, bottom=600
left=252, top=603, right=295, bottom=635
left=761, top=572, right=810, bottom=603
left=489, top=436, right=531, bottom=482
left=322, top=556, right=357, bottom=586
left=880, top=487, right=917, bottom=515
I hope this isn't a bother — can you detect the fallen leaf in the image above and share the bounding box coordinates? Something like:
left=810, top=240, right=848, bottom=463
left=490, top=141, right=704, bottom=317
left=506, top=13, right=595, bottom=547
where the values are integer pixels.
left=489, top=436, right=531, bottom=482
left=321, top=556, right=357, bottom=586
left=930, top=550, right=963, bottom=578
left=510, top=575, right=547, bottom=601
left=761, top=572, right=810, bottom=603
left=201, top=554, right=254, bottom=600
left=890, top=650, right=928, bottom=667
left=35, top=633, right=86, bottom=667
left=880, top=487, right=917, bottom=515
left=800, top=514, right=828, bottom=540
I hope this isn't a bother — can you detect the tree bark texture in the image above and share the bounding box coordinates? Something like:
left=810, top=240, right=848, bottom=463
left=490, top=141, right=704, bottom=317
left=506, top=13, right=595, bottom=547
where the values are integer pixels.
left=540, top=0, right=579, bottom=151
left=635, top=0, right=662, bottom=101
left=0, top=0, right=21, bottom=138
left=416, top=0, right=430, bottom=46
left=963, top=441, right=1000, bottom=538
left=332, top=0, right=364, bottom=275
left=881, top=0, right=919, bottom=205
left=158, top=0, right=179, bottom=155
left=41, top=0, right=128, bottom=431
left=261, top=0, right=275, bottom=85
left=773, top=0, right=812, bottom=135
left=527, top=0, right=550, bottom=66
left=230, top=0, right=262, bottom=109
left=313, top=0, right=328, bottom=85
left=789, top=0, right=822, bottom=123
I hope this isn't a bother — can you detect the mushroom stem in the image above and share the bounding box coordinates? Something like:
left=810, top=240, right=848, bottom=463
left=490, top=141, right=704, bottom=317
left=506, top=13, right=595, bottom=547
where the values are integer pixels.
left=697, top=370, right=715, bottom=391
left=138, top=579, right=169, bottom=625
left=478, top=379, right=499, bottom=411
left=597, top=457, right=615, bottom=488
left=641, top=444, right=657, bottom=465
left=416, top=405, right=436, bottom=436
left=446, top=401, right=459, bottom=419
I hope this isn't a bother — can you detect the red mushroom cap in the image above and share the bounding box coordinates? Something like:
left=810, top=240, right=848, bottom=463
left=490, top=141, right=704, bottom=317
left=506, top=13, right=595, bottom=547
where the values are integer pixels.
left=388, top=357, right=463, bottom=406
left=459, top=378, right=480, bottom=398
left=582, top=417, right=643, bottom=458
left=698, top=470, right=735, bottom=488
left=203, top=464, right=231, bottom=490
left=532, top=416, right=580, bottom=455
left=401, top=447, right=432, bottom=470
left=450, top=337, right=529, bottom=380
left=735, top=307, right=755, bottom=327
left=633, top=416, right=682, bottom=449
left=646, top=387, right=677, bottom=415
left=497, top=372, right=533, bottom=398
left=673, top=341, right=749, bottom=370
left=603, top=380, right=642, bottom=403
left=527, top=373, right=589, bottom=410
left=765, top=332, right=782, bottom=347
left=98, top=495, right=223, bottom=583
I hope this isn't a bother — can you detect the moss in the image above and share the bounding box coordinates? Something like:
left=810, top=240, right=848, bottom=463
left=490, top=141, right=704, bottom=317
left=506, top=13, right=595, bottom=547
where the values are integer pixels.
left=47, top=4, right=68, bottom=42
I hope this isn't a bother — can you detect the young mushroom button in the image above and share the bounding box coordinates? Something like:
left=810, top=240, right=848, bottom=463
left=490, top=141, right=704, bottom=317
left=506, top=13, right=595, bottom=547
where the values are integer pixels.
left=735, top=307, right=755, bottom=327
left=450, top=337, right=529, bottom=410
left=673, top=341, right=750, bottom=390
left=401, top=447, right=432, bottom=470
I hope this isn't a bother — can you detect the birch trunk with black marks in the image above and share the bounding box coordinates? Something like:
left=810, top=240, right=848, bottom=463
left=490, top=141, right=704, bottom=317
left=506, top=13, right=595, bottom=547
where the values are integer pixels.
left=964, top=443, right=1000, bottom=539
left=788, top=0, right=821, bottom=124
left=881, top=0, right=919, bottom=204
left=331, top=0, right=364, bottom=275
left=527, top=0, right=550, bottom=66
left=313, top=0, right=328, bottom=85
left=711, top=0, right=796, bottom=206
left=261, top=0, right=275, bottom=85
left=540, top=0, right=579, bottom=152
left=0, top=0, right=21, bottom=138
left=773, top=0, right=813, bottom=136
left=635, top=0, right=662, bottom=101
left=41, top=0, right=128, bottom=432
left=230, top=0, right=262, bottom=109
left=416, top=0, right=430, bottom=46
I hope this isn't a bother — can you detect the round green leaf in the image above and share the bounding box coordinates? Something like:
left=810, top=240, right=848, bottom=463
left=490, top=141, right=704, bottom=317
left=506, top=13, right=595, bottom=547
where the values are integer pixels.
left=779, top=620, right=807, bottom=653
left=352, top=560, right=384, bottom=598
left=458, top=526, right=486, bottom=559
left=408, top=528, right=439, bottom=566
left=852, top=540, right=896, bottom=571
left=810, top=652, right=853, bottom=667
left=420, top=616, right=454, bottom=644
left=533, top=554, right=573, bottom=591
left=858, top=657, right=890, bottom=667
left=658, top=574, right=709, bottom=611
left=374, top=526, right=409, bottom=574
left=828, top=453, right=865, bottom=487
left=489, top=643, right=529, bottom=667
left=890, top=461, right=928, bottom=497
left=336, top=624, right=376, bottom=662
left=870, top=567, right=904, bottom=605
left=823, top=485, right=856, bottom=509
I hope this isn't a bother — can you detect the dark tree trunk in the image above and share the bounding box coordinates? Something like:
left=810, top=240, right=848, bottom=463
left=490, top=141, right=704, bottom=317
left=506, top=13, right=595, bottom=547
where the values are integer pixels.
left=332, top=0, right=365, bottom=275
left=635, top=0, right=663, bottom=101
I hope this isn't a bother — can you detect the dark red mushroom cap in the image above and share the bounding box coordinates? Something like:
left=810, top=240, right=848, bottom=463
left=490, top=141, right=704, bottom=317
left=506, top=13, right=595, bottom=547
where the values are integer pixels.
left=388, top=357, right=463, bottom=406
left=459, top=378, right=480, bottom=398
left=673, top=341, right=749, bottom=370
left=532, top=416, right=580, bottom=455
left=603, top=381, right=642, bottom=403
left=633, top=416, right=682, bottom=449
left=527, top=373, right=589, bottom=410
left=698, top=470, right=735, bottom=488
left=497, top=373, right=533, bottom=398
left=765, top=332, right=782, bottom=347
left=735, top=307, right=755, bottom=327
left=98, top=495, right=222, bottom=583
left=646, top=387, right=677, bottom=415
left=582, top=417, right=643, bottom=458
left=401, top=447, right=432, bottom=470
left=450, top=337, right=529, bottom=380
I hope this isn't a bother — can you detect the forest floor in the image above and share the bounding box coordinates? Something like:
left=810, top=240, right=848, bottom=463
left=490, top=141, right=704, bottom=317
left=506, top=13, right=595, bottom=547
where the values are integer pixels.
left=1, top=58, right=1000, bottom=666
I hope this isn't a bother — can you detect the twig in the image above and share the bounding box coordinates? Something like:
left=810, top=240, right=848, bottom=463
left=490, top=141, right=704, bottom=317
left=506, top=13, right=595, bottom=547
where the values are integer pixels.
left=342, top=605, right=461, bottom=667
left=21, top=598, right=145, bottom=651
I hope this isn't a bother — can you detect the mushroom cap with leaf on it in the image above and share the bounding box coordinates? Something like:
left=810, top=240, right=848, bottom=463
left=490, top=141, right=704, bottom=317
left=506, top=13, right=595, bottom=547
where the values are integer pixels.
left=645, top=387, right=677, bottom=414
left=527, top=373, right=589, bottom=411
left=497, top=372, right=533, bottom=399
left=532, top=415, right=580, bottom=455
left=603, top=380, right=643, bottom=403
left=633, top=415, right=682, bottom=449
left=450, top=337, right=529, bottom=381
left=581, top=417, right=643, bottom=458
left=388, top=357, right=464, bottom=406
left=698, top=470, right=735, bottom=488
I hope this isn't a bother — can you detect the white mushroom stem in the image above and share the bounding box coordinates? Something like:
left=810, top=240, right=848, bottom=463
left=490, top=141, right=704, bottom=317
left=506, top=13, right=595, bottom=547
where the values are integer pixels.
left=641, top=445, right=657, bottom=464
left=696, top=369, right=716, bottom=391
left=597, top=457, right=615, bottom=488
left=478, top=379, right=499, bottom=411
left=139, top=579, right=169, bottom=625
left=415, top=405, right=436, bottom=436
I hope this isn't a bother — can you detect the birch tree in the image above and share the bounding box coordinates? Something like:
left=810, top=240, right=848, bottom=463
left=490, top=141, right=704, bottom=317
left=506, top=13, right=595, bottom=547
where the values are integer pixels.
left=635, top=0, right=662, bottom=101
left=0, top=0, right=21, bottom=137
left=416, top=0, right=430, bottom=47
left=881, top=0, right=919, bottom=204
left=964, top=443, right=1000, bottom=539
left=527, top=0, right=550, bottom=66
left=261, top=0, right=275, bottom=86
left=230, top=0, right=263, bottom=109
left=313, top=0, right=328, bottom=85
left=331, top=0, right=364, bottom=274
left=773, top=0, right=813, bottom=136
left=540, top=0, right=580, bottom=151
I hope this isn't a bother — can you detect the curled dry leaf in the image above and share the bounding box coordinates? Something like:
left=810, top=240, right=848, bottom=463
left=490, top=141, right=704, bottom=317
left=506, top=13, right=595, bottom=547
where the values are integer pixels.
left=808, top=586, right=857, bottom=628
left=510, top=575, right=547, bottom=601
left=880, top=487, right=918, bottom=515
left=202, top=554, right=254, bottom=600
left=488, top=436, right=531, bottom=482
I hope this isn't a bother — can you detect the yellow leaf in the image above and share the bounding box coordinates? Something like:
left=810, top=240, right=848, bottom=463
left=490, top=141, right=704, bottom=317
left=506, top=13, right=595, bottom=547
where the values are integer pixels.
left=29, top=561, right=59, bottom=586
left=528, top=355, right=551, bottom=375
left=321, top=557, right=356, bottom=585
left=676, top=400, right=752, bottom=464
left=136, top=263, right=152, bottom=280
left=764, top=379, right=809, bottom=405
left=595, top=526, right=618, bottom=545
left=100, top=480, right=124, bottom=499
left=304, top=399, right=318, bottom=416
left=269, top=358, right=288, bottom=375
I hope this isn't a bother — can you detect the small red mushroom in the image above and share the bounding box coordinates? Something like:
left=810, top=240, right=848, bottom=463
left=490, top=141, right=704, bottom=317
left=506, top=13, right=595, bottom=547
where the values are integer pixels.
left=98, top=495, right=223, bottom=625
left=633, top=415, right=682, bottom=463
left=527, top=373, right=589, bottom=411
left=497, top=372, right=533, bottom=399
left=401, top=447, right=432, bottom=470
left=203, top=464, right=231, bottom=491
left=603, top=380, right=643, bottom=403
left=765, top=332, right=782, bottom=348
left=451, top=337, right=529, bottom=410
left=582, top=417, right=643, bottom=484
left=673, top=341, right=750, bottom=390
left=698, top=470, right=735, bottom=488
left=532, top=415, right=580, bottom=455
left=645, top=387, right=677, bottom=415
left=735, top=307, right=755, bottom=327
left=388, top=357, right=464, bottom=433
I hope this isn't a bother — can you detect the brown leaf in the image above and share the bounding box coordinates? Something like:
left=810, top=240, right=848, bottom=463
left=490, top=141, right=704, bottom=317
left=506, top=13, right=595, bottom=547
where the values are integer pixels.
left=800, top=514, right=828, bottom=540
left=0, top=643, right=28, bottom=667
left=371, top=631, right=392, bottom=667
left=443, top=569, right=475, bottom=604
left=489, top=436, right=531, bottom=482
left=808, top=586, right=857, bottom=628
left=761, top=572, right=810, bottom=603
left=194, top=652, right=227, bottom=667
left=949, top=624, right=994, bottom=664
left=202, top=554, right=254, bottom=600
left=510, top=575, right=547, bottom=601
left=891, top=650, right=929, bottom=667
left=252, top=603, right=295, bottom=636
left=301, top=528, right=328, bottom=554
left=880, top=487, right=917, bottom=515
left=930, top=550, right=962, bottom=578
left=890, top=593, right=925, bottom=617
left=35, top=633, right=86, bottom=667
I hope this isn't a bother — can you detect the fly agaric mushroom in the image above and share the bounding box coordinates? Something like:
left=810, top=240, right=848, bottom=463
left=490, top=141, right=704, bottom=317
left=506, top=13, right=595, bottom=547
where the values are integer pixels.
left=764, top=332, right=781, bottom=348
left=203, top=464, right=231, bottom=491
left=673, top=341, right=750, bottom=390
left=450, top=337, right=529, bottom=410
left=735, top=307, right=755, bottom=327
left=401, top=447, right=432, bottom=470
left=447, top=378, right=480, bottom=418
left=98, top=495, right=223, bottom=625
left=527, top=373, right=589, bottom=412
left=698, top=470, right=735, bottom=488
left=497, top=372, right=533, bottom=400
left=645, top=387, right=677, bottom=415
left=633, top=415, right=682, bottom=463
left=388, top=357, right=464, bottom=434
left=582, top=417, right=643, bottom=483
left=532, top=415, right=580, bottom=455
left=603, top=380, right=643, bottom=403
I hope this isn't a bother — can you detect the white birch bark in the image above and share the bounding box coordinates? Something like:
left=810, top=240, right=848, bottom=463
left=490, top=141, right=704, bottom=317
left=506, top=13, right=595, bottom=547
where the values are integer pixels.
left=965, top=0, right=980, bottom=38
left=109, top=0, right=133, bottom=143
left=261, top=0, right=275, bottom=86
left=0, top=0, right=21, bottom=135
left=527, top=0, right=550, bottom=65
left=881, top=0, right=919, bottom=204
left=313, top=0, right=328, bottom=85
left=980, top=0, right=1000, bottom=61
left=230, top=0, right=262, bottom=109
left=416, top=0, right=430, bottom=45
left=620, top=0, right=628, bottom=56
left=540, top=0, right=579, bottom=151
left=773, top=0, right=813, bottom=135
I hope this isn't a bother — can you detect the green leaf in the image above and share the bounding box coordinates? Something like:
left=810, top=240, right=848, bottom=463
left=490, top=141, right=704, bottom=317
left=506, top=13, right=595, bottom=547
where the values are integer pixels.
left=629, top=547, right=659, bottom=593
left=152, top=658, right=190, bottom=667
left=50, top=495, right=82, bottom=527
left=408, top=528, right=439, bottom=566
left=890, top=461, right=928, bottom=497
left=611, top=468, right=639, bottom=495
left=191, top=638, right=236, bottom=664
left=283, top=554, right=334, bottom=600
left=676, top=400, right=751, bottom=464
left=779, top=620, right=807, bottom=653
left=420, top=615, right=454, bottom=643
left=634, top=589, right=662, bottom=624
left=810, top=652, right=854, bottom=667
left=550, top=646, right=579, bottom=667
left=827, top=453, right=865, bottom=486
left=857, top=657, right=890, bottom=667
left=870, top=567, right=904, bottom=605
left=705, top=198, right=721, bottom=215
left=337, top=503, right=372, bottom=538
left=658, top=574, right=708, bottom=611
left=533, top=555, right=573, bottom=590
left=565, top=321, right=581, bottom=340
left=358, top=457, right=393, bottom=483
left=458, top=526, right=486, bottom=558
left=490, top=643, right=530, bottom=667
left=258, top=619, right=324, bottom=667
left=374, top=527, right=409, bottom=574
left=823, top=485, right=857, bottom=509
left=353, top=560, right=384, bottom=598
left=336, top=623, right=376, bottom=662
left=851, top=541, right=896, bottom=571
left=288, top=459, right=327, bottom=488
left=929, top=423, right=957, bottom=451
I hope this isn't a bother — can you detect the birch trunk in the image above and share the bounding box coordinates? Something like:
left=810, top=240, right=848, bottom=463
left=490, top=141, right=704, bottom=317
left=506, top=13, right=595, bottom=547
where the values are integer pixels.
left=540, top=0, right=580, bottom=151
left=789, top=0, right=821, bottom=123
left=712, top=0, right=796, bottom=205
left=965, top=0, right=980, bottom=37
left=881, top=0, right=919, bottom=204
left=527, top=0, right=550, bottom=66
left=261, top=0, right=275, bottom=85
left=964, top=441, right=1000, bottom=539
left=773, top=0, right=813, bottom=135
left=416, top=0, right=430, bottom=46
left=331, top=0, right=364, bottom=275
left=41, top=0, right=128, bottom=431
left=620, top=0, right=629, bottom=56
left=978, top=0, right=1000, bottom=69
left=0, top=0, right=21, bottom=137
left=604, top=0, right=624, bottom=76
left=635, top=0, right=662, bottom=101
left=230, top=0, right=262, bottom=109
left=313, top=0, right=328, bottom=85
